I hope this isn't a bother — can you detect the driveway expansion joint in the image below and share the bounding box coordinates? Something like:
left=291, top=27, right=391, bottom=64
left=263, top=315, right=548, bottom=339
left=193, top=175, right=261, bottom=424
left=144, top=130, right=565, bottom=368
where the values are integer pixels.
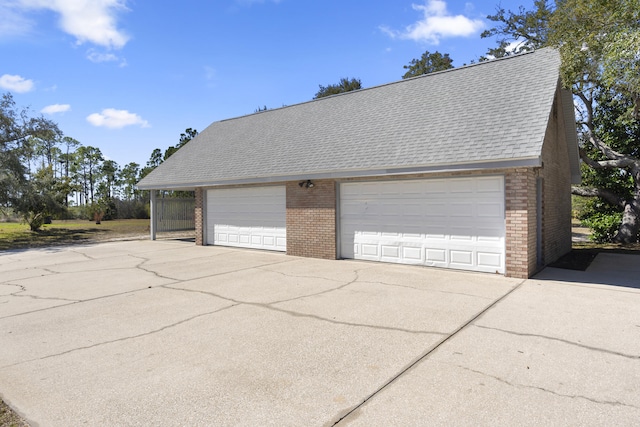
left=329, top=279, right=527, bottom=426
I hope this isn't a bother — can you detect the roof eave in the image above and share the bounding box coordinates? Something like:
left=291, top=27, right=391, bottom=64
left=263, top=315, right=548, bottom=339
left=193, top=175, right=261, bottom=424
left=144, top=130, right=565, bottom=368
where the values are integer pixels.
left=135, top=157, right=542, bottom=190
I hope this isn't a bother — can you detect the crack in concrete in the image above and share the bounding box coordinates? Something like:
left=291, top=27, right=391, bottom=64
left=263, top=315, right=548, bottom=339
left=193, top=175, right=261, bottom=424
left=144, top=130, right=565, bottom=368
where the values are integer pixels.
left=9, top=292, right=80, bottom=303
left=255, top=265, right=353, bottom=284
left=0, top=268, right=53, bottom=285
left=473, top=324, right=640, bottom=360
left=162, top=283, right=445, bottom=336
left=329, top=279, right=528, bottom=427
left=453, top=363, right=640, bottom=409
left=267, top=268, right=368, bottom=305
left=135, top=257, right=297, bottom=283
left=0, top=303, right=241, bottom=370
left=0, top=283, right=26, bottom=292
left=0, top=287, right=166, bottom=320
left=69, top=250, right=96, bottom=261
left=357, top=279, right=498, bottom=300
left=6, top=281, right=79, bottom=303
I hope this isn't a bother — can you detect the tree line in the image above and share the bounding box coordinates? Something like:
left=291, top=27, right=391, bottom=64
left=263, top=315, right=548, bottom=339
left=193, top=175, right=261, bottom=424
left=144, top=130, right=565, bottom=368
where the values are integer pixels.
left=0, top=92, right=198, bottom=230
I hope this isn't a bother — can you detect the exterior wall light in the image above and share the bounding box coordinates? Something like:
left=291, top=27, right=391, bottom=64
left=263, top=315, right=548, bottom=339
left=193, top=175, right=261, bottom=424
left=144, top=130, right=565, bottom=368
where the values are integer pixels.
left=298, top=180, right=314, bottom=188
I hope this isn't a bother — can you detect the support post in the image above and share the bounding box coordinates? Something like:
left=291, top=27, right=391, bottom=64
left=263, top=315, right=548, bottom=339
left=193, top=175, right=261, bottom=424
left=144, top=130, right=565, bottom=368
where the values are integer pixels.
left=150, top=189, right=157, bottom=241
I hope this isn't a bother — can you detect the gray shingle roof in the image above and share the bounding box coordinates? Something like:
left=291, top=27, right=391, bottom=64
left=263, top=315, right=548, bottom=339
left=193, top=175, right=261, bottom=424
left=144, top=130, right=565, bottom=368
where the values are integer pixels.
left=138, top=48, right=573, bottom=190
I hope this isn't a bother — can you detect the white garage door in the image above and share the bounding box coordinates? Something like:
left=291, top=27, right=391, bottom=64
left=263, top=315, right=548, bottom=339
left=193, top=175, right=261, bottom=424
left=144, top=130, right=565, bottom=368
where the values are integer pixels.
left=206, top=186, right=286, bottom=251
left=340, top=176, right=505, bottom=274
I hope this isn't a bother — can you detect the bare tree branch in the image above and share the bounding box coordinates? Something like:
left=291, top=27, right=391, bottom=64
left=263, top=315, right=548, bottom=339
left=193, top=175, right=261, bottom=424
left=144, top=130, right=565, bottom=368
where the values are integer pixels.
left=584, top=133, right=632, bottom=161
left=578, top=147, right=636, bottom=169
left=576, top=90, right=593, bottom=128
left=571, top=186, right=626, bottom=208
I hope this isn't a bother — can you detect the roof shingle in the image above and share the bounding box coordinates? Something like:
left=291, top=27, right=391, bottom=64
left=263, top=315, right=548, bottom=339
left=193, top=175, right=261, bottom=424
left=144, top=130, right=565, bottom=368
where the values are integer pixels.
left=138, top=48, right=567, bottom=189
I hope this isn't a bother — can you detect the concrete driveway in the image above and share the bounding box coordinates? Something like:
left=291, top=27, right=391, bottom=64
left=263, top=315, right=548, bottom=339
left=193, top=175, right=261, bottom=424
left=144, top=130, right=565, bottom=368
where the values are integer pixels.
left=0, top=241, right=638, bottom=426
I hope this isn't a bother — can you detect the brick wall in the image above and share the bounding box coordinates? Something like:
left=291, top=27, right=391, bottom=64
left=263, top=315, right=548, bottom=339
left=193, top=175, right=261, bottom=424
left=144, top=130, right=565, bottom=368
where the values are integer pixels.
left=286, top=180, right=337, bottom=259
left=505, top=168, right=539, bottom=278
left=195, top=188, right=204, bottom=246
left=540, top=87, right=573, bottom=263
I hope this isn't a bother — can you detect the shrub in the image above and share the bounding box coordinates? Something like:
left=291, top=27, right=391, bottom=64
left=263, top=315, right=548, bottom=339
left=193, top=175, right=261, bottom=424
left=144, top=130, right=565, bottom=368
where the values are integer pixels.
left=580, top=211, right=623, bottom=243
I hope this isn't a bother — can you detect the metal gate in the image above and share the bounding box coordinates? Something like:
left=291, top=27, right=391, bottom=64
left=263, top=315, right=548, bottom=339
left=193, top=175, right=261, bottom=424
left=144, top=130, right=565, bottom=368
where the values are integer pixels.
left=157, top=197, right=195, bottom=232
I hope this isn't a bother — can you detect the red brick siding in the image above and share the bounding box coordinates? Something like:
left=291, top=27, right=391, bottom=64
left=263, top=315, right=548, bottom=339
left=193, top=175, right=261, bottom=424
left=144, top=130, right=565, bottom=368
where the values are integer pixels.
left=505, top=168, right=538, bottom=278
left=286, top=180, right=337, bottom=259
left=195, top=188, right=204, bottom=246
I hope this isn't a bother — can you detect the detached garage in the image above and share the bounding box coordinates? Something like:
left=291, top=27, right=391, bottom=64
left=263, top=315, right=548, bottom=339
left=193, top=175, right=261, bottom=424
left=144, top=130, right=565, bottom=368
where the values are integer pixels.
left=138, top=48, right=580, bottom=279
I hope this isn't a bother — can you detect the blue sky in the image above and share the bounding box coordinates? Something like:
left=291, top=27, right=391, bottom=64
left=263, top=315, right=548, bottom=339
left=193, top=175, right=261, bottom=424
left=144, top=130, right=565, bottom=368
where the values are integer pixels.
left=1, top=0, right=526, bottom=169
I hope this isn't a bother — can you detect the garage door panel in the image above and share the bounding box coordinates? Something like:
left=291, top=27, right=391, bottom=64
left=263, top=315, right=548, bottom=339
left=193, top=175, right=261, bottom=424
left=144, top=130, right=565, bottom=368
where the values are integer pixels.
left=477, top=177, right=503, bottom=192
left=381, top=245, right=400, bottom=258
left=207, top=186, right=286, bottom=251
left=361, top=244, right=379, bottom=257
left=478, top=251, right=502, bottom=268
left=340, top=176, right=505, bottom=274
left=424, top=180, right=448, bottom=194
left=401, top=245, right=422, bottom=261
left=450, top=250, right=473, bottom=266
left=450, top=178, right=475, bottom=191
left=477, top=202, right=503, bottom=218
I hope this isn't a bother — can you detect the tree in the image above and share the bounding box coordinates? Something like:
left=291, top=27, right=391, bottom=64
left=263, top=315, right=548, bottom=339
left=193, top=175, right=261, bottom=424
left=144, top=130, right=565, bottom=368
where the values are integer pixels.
left=1, top=92, right=60, bottom=210
left=31, top=128, right=62, bottom=169
left=550, top=0, right=640, bottom=243
left=12, top=166, right=67, bottom=231
left=483, top=0, right=640, bottom=243
left=314, top=78, right=362, bottom=99
left=120, top=162, right=140, bottom=201
left=99, top=159, right=120, bottom=199
left=179, top=128, right=198, bottom=147
left=1, top=92, right=63, bottom=226
left=74, top=146, right=103, bottom=204
left=402, top=51, right=454, bottom=79
left=481, top=0, right=553, bottom=58
left=164, top=128, right=198, bottom=160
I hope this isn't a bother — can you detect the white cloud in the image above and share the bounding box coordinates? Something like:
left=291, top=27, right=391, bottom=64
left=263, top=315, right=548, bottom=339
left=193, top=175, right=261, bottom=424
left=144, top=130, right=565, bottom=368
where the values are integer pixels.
left=0, top=2, right=34, bottom=38
left=0, top=74, right=35, bottom=93
left=41, top=103, right=71, bottom=114
left=86, top=48, right=127, bottom=66
left=7, top=0, right=130, bottom=49
left=86, top=108, right=149, bottom=129
left=382, top=0, right=484, bottom=44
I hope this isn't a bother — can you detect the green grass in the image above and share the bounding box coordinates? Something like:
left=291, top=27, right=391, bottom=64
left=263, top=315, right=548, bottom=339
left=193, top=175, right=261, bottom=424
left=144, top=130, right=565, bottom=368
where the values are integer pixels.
left=0, top=219, right=150, bottom=251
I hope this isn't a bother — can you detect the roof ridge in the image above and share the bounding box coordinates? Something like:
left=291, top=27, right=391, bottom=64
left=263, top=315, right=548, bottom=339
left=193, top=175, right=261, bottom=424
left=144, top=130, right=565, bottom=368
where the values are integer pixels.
left=219, top=48, right=547, bottom=124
